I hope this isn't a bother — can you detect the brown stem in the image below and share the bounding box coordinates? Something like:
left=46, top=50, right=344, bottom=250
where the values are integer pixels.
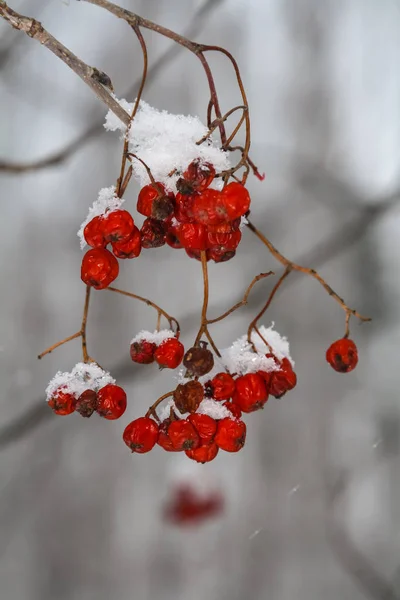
left=206, top=271, right=274, bottom=324
left=37, top=331, right=81, bottom=359
left=81, top=285, right=92, bottom=362
left=0, top=2, right=130, bottom=126
left=246, top=218, right=371, bottom=325
left=192, top=251, right=222, bottom=358
left=106, top=286, right=180, bottom=334
left=247, top=267, right=292, bottom=343
left=195, top=105, right=247, bottom=147
left=145, top=391, right=174, bottom=421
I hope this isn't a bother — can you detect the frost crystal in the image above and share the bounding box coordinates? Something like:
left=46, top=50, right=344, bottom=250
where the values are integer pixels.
left=104, top=98, right=231, bottom=193
left=221, top=323, right=294, bottom=376
left=77, top=185, right=125, bottom=250
left=130, top=329, right=176, bottom=346
left=46, top=362, right=115, bottom=401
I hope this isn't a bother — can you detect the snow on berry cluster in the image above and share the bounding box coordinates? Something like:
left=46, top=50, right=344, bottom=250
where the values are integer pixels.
left=46, top=362, right=127, bottom=420
left=123, top=324, right=298, bottom=463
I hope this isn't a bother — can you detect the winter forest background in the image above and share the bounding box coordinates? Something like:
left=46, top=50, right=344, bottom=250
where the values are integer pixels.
left=1, top=1, right=400, bottom=599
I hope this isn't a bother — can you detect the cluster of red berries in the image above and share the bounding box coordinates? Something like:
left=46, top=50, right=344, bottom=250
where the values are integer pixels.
left=130, top=333, right=184, bottom=369
left=48, top=383, right=127, bottom=419
left=80, top=160, right=251, bottom=290
left=123, top=343, right=298, bottom=463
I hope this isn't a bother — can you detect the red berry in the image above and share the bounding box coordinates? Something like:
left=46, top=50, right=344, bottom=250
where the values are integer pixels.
left=84, top=216, right=106, bottom=248
left=210, top=372, right=236, bottom=400
left=219, top=182, right=251, bottom=220
left=267, top=358, right=297, bottom=398
left=176, top=223, right=208, bottom=250
left=123, top=416, right=159, bottom=453
left=137, top=183, right=175, bottom=220
left=154, top=337, right=185, bottom=369
left=48, top=388, right=75, bottom=416
left=232, top=373, right=269, bottom=413
left=177, top=160, right=216, bottom=194
left=185, top=441, right=219, bottom=463
left=223, top=401, right=242, bottom=419
left=157, top=419, right=181, bottom=452
left=215, top=418, right=246, bottom=452
left=81, top=247, right=119, bottom=290
left=75, top=389, right=97, bottom=418
left=326, top=338, right=358, bottom=373
left=165, top=226, right=183, bottom=249
left=191, top=189, right=225, bottom=226
left=102, top=209, right=135, bottom=243
left=168, top=419, right=200, bottom=450
left=96, top=384, right=127, bottom=420
left=185, top=249, right=210, bottom=262
left=140, top=218, right=166, bottom=248
left=188, top=413, right=217, bottom=443
left=207, top=219, right=241, bottom=234
left=111, top=226, right=141, bottom=259
left=207, top=229, right=242, bottom=251
left=208, top=247, right=236, bottom=263
left=174, top=193, right=196, bottom=223
left=130, top=339, right=157, bottom=364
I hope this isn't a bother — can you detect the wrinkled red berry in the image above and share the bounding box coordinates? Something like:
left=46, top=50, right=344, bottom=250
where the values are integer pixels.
left=177, top=160, right=216, bottom=195
left=75, top=389, right=97, bottom=418
left=219, top=182, right=251, bottom=220
left=165, top=226, right=183, bottom=249
left=176, top=223, right=208, bottom=251
left=185, top=441, right=219, bottom=463
left=326, top=338, right=358, bottom=373
left=174, top=380, right=204, bottom=414
left=84, top=216, right=106, bottom=248
left=81, top=248, right=119, bottom=290
left=123, top=416, right=159, bottom=453
left=266, top=357, right=297, bottom=398
left=102, top=209, right=134, bottom=243
left=48, top=388, right=75, bottom=416
left=191, top=189, right=225, bottom=226
left=154, top=337, right=185, bottom=369
left=140, top=218, right=166, bottom=248
left=130, top=339, right=157, bottom=364
left=174, top=193, right=196, bottom=223
left=157, top=419, right=180, bottom=452
left=96, top=384, right=127, bottom=420
left=232, top=373, right=269, bottom=413
left=208, top=247, right=236, bottom=263
left=168, top=419, right=200, bottom=450
left=207, top=229, right=242, bottom=251
left=183, top=344, right=214, bottom=377
left=210, top=372, right=236, bottom=400
left=111, top=226, right=141, bottom=259
left=137, top=183, right=175, bottom=220
left=223, top=401, right=242, bottom=419
left=185, top=249, right=210, bottom=262
left=188, top=413, right=217, bottom=443
left=215, top=418, right=246, bottom=452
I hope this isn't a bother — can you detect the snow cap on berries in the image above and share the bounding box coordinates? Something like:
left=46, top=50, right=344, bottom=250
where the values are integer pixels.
left=45, top=362, right=115, bottom=402
left=221, top=323, right=294, bottom=376
left=78, top=186, right=125, bottom=250
left=130, top=329, right=176, bottom=346
left=104, top=98, right=231, bottom=193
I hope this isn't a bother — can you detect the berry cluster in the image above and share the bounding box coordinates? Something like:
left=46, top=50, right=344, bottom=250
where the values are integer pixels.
left=130, top=330, right=184, bottom=369
left=80, top=160, right=251, bottom=290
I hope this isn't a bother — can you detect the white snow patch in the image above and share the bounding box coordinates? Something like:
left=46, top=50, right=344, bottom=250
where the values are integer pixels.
left=46, top=362, right=115, bottom=401
left=104, top=98, right=231, bottom=193
left=130, top=329, right=176, bottom=346
left=221, top=323, right=294, bottom=376
left=197, top=398, right=231, bottom=420
left=77, top=185, right=125, bottom=250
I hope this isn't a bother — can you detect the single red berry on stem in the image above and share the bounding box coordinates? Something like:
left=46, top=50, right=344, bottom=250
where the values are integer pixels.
left=219, top=182, right=251, bottom=220
left=81, top=248, right=119, bottom=290
left=102, top=209, right=135, bottom=243
left=168, top=419, right=200, bottom=450
left=232, top=373, right=269, bottom=413
left=267, top=358, right=297, bottom=398
left=96, top=384, right=127, bottom=420
left=111, top=226, right=141, bottom=259
left=326, top=338, right=358, bottom=373
left=75, top=389, right=97, bottom=418
left=188, top=413, right=217, bottom=443
left=185, top=441, right=219, bottom=463
left=154, top=338, right=185, bottom=369
left=123, top=417, right=159, bottom=453
left=84, top=216, right=106, bottom=248
left=215, top=418, right=246, bottom=452
left=48, top=388, right=75, bottom=416
left=210, top=372, right=236, bottom=400
left=130, top=339, right=157, bottom=364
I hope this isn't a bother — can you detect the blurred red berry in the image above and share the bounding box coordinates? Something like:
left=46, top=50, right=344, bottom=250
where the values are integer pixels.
left=215, top=418, right=246, bottom=452
left=188, top=413, right=217, bottom=443
left=123, top=416, right=159, bottom=453
left=154, top=337, right=185, bottom=369
left=96, top=384, right=127, bottom=420
left=48, top=388, right=75, bottom=416
left=164, top=484, right=223, bottom=525
left=111, top=226, right=141, bottom=259
left=83, top=216, right=106, bottom=248
left=185, top=441, right=219, bottom=463
left=210, top=372, right=236, bottom=400
left=168, top=419, right=200, bottom=450
left=232, top=373, right=269, bottom=413
left=102, top=209, right=134, bottom=243
left=81, top=247, right=119, bottom=290
left=326, top=338, right=358, bottom=373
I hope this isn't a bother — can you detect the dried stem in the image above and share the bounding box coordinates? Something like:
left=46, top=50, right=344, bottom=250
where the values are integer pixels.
left=145, top=391, right=174, bottom=421
left=37, top=331, right=81, bottom=359
left=192, top=252, right=221, bottom=357
left=107, top=287, right=180, bottom=334
left=246, top=218, right=371, bottom=327
left=206, top=271, right=274, bottom=324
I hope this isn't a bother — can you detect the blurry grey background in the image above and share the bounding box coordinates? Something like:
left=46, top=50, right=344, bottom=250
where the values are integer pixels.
left=1, top=1, right=400, bottom=599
